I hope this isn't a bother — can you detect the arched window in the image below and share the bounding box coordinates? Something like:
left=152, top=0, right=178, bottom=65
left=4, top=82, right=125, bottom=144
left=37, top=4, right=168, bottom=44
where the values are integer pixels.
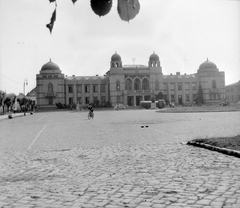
left=116, top=80, right=120, bottom=91
left=48, top=83, right=53, bottom=93
left=134, top=78, right=141, bottom=90
left=125, top=78, right=132, bottom=90
left=142, top=78, right=149, bottom=90
left=212, top=80, right=216, bottom=89
left=155, top=80, right=159, bottom=90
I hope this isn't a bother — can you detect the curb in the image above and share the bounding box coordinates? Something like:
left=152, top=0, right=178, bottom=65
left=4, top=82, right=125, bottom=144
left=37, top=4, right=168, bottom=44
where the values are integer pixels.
left=157, top=109, right=240, bottom=113
left=0, top=113, right=29, bottom=121
left=187, top=141, right=240, bottom=158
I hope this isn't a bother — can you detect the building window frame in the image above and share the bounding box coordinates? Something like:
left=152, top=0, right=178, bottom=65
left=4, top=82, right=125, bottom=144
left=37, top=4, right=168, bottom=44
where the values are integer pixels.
left=85, top=85, right=90, bottom=93
left=178, top=84, right=182, bottom=91
left=101, top=84, right=106, bottom=92
left=116, top=80, right=120, bottom=91
left=142, top=78, right=150, bottom=90
left=125, top=78, right=132, bottom=90
left=212, top=80, right=217, bottom=89
left=93, top=85, right=98, bottom=93
left=68, top=85, right=73, bottom=93
left=77, top=85, right=82, bottom=93
left=48, top=83, right=53, bottom=93
left=134, top=78, right=141, bottom=91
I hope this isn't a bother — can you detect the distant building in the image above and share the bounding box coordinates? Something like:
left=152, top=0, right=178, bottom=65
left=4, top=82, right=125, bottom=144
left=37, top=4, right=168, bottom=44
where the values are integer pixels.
left=26, top=88, right=37, bottom=102
left=36, top=52, right=225, bottom=109
left=225, top=81, right=240, bottom=103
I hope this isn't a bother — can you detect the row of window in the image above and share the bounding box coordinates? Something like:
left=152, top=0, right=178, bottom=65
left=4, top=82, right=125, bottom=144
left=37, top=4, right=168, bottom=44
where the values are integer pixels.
left=226, top=86, right=240, bottom=93
left=168, top=93, right=222, bottom=102
left=169, top=94, right=195, bottom=102
left=164, top=83, right=197, bottom=91
left=69, top=96, right=106, bottom=105
left=117, top=79, right=160, bottom=91
left=68, top=84, right=106, bottom=93
left=226, top=95, right=240, bottom=101
left=43, top=75, right=58, bottom=78
left=163, top=80, right=218, bottom=91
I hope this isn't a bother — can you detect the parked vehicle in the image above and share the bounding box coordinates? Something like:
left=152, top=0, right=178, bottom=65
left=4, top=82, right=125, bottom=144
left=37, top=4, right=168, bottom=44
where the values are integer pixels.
left=140, top=101, right=152, bottom=109
left=156, top=99, right=166, bottom=109
left=114, top=104, right=127, bottom=110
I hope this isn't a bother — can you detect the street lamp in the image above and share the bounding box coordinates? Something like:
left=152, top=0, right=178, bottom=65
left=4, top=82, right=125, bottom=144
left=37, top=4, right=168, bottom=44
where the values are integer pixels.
left=23, top=79, right=28, bottom=116
left=117, top=85, right=120, bottom=110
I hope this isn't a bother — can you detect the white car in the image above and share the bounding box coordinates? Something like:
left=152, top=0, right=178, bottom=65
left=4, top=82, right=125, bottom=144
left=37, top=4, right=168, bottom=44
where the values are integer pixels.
left=114, top=104, right=127, bottom=110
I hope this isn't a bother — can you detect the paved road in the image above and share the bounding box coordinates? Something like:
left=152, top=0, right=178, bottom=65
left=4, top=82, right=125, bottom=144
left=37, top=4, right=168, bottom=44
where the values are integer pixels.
left=0, top=110, right=240, bottom=207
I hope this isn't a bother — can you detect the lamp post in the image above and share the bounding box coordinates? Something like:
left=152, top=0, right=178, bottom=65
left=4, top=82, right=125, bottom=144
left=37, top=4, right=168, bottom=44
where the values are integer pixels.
left=117, top=85, right=120, bottom=110
left=23, top=79, right=28, bottom=116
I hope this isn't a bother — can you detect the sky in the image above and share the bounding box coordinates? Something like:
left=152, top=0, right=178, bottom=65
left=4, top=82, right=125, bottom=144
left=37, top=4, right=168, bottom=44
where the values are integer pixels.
left=0, top=0, right=239, bottom=95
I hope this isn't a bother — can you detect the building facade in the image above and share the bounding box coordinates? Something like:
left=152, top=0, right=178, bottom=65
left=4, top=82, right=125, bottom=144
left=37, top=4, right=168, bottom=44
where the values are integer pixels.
left=36, top=52, right=225, bottom=108
left=225, top=81, right=240, bottom=103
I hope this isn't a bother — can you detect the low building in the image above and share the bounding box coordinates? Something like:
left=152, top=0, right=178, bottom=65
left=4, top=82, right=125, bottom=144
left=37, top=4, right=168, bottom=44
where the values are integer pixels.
left=36, top=52, right=225, bottom=109
left=225, top=81, right=240, bottom=103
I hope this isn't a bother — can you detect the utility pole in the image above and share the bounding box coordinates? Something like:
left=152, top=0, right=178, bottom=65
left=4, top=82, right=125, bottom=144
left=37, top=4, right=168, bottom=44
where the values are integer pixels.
left=23, top=79, right=28, bottom=116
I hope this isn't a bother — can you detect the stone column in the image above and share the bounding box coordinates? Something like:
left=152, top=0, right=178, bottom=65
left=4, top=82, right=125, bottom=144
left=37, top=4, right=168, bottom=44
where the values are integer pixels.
left=175, top=83, right=178, bottom=104
left=82, top=84, right=85, bottom=106
left=90, top=84, right=92, bottom=103
left=65, top=85, right=69, bottom=105
left=73, top=84, right=77, bottom=105
left=182, top=82, right=185, bottom=103
left=189, top=82, right=193, bottom=103
left=167, top=82, right=170, bottom=102
left=98, top=84, right=101, bottom=103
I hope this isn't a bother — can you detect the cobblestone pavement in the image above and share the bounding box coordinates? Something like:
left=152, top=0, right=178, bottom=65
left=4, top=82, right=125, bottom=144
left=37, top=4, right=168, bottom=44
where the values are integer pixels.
left=0, top=110, right=240, bottom=208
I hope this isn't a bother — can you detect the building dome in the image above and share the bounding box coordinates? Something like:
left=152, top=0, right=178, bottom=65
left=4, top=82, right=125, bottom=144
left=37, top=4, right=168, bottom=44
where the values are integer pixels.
left=41, top=59, right=61, bottom=73
left=149, top=52, right=159, bottom=62
left=111, top=52, right=121, bottom=62
left=199, top=58, right=217, bottom=70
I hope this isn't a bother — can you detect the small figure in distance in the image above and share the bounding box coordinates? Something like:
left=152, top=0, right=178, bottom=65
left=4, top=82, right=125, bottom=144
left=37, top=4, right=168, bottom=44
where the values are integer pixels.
left=87, top=104, right=94, bottom=119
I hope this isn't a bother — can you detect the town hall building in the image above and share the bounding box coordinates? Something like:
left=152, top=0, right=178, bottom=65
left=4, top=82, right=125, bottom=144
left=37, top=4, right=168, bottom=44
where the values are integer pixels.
left=36, top=52, right=225, bottom=109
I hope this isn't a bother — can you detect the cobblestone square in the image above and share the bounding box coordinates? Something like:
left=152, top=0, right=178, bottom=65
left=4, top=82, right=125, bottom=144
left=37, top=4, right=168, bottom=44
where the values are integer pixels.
left=0, top=110, right=240, bottom=207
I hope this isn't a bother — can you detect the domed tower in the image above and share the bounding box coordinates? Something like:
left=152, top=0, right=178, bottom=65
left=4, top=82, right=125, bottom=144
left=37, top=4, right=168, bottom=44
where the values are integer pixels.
left=197, top=58, right=225, bottom=103
left=149, top=51, right=160, bottom=68
left=148, top=52, right=163, bottom=94
left=110, top=52, right=122, bottom=68
left=40, top=59, right=62, bottom=74
left=109, top=52, right=124, bottom=106
left=36, top=59, right=65, bottom=109
left=198, top=58, right=218, bottom=73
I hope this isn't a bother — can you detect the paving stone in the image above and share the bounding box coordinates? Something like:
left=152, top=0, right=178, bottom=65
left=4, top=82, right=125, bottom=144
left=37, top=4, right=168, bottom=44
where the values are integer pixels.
left=1, top=111, right=240, bottom=208
left=152, top=204, right=166, bottom=208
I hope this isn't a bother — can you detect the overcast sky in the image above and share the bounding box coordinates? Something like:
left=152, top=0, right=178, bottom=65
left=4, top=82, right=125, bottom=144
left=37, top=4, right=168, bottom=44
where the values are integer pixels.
left=0, top=0, right=239, bottom=95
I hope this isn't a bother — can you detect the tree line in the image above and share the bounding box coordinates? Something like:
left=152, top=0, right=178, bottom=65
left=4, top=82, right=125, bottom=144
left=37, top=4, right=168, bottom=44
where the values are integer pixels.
left=0, top=90, right=36, bottom=114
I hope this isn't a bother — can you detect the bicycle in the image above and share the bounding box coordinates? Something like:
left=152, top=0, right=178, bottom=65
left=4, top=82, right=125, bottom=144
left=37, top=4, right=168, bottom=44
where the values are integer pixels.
left=88, top=111, right=94, bottom=119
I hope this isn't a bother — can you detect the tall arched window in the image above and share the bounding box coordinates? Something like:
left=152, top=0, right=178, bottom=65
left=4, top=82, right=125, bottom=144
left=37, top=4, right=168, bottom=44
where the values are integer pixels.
left=212, top=80, right=216, bottom=89
left=125, top=78, right=132, bottom=90
left=116, top=80, right=120, bottom=91
left=134, top=78, right=141, bottom=90
left=155, top=80, right=159, bottom=90
left=142, top=78, right=149, bottom=90
left=48, top=83, right=53, bottom=93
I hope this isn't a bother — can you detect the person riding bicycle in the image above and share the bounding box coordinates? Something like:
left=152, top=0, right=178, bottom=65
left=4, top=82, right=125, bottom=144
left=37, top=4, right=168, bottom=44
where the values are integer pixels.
left=88, top=104, right=94, bottom=116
